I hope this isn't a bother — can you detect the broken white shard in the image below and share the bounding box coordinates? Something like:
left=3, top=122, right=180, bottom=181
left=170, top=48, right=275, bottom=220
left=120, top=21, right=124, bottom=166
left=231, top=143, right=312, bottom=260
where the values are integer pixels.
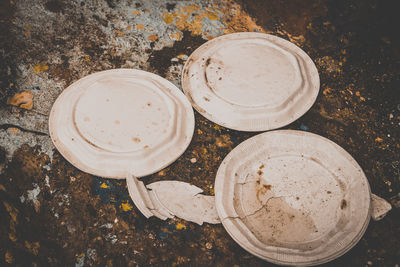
left=371, top=193, right=392, bottom=221
left=147, top=181, right=220, bottom=225
left=126, top=173, right=154, bottom=218
left=126, top=174, right=220, bottom=225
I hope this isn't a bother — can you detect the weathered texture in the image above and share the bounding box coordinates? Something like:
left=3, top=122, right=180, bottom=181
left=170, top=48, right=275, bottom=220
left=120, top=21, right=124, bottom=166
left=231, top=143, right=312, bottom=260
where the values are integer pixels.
left=0, top=0, right=399, bottom=266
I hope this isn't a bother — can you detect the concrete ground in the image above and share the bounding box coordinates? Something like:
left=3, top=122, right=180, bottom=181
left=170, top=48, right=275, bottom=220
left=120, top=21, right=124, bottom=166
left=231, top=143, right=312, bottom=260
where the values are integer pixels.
left=0, top=0, right=399, bottom=266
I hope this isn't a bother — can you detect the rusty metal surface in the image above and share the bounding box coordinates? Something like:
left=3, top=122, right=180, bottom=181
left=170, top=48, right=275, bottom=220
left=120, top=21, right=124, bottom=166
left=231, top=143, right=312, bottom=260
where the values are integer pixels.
left=0, top=0, right=399, bottom=266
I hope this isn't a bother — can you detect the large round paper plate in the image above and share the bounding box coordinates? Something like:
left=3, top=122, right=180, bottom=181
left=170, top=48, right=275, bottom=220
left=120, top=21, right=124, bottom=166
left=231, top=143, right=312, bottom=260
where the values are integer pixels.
left=49, top=69, right=194, bottom=178
left=215, top=130, right=371, bottom=266
left=182, top=33, right=320, bottom=131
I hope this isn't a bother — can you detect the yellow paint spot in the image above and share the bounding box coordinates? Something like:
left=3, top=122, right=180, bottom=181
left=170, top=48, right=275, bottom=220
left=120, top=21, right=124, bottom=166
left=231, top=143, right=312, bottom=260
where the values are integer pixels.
left=323, top=88, right=331, bottom=95
left=100, top=183, right=110, bottom=189
left=169, top=32, right=182, bottom=40
left=207, top=12, right=218, bottom=20
left=176, top=222, right=186, bottom=230
left=133, top=10, right=141, bottom=15
left=163, top=13, right=174, bottom=24
left=136, top=24, right=145, bottom=30
left=197, top=129, right=203, bottom=134
left=5, top=251, right=13, bottom=264
left=339, top=62, right=343, bottom=66
left=360, top=96, right=366, bottom=101
left=9, top=232, right=17, bottom=242
left=203, top=147, right=208, bottom=154
left=7, top=91, right=33, bottom=110
left=148, top=34, right=158, bottom=42
left=25, top=241, right=40, bottom=256
left=24, top=25, right=32, bottom=37
left=84, top=56, right=90, bottom=62
left=355, top=91, right=360, bottom=96
left=120, top=201, right=133, bottom=212
left=375, top=137, right=383, bottom=143
left=341, top=49, right=347, bottom=55
left=33, top=62, right=49, bottom=73
left=3, top=201, right=18, bottom=222
left=116, top=30, right=124, bottom=36
left=210, top=187, right=215, bottom=195
left=213, top=124, right=221, bottom=132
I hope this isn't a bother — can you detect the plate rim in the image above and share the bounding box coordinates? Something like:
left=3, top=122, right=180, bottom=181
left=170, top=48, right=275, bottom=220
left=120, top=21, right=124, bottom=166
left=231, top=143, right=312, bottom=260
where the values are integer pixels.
left=181, top=32, right=320, bottom=132
left=49, top=68, right=195, bottom=178
left=214, top=130, right=371, bottom=266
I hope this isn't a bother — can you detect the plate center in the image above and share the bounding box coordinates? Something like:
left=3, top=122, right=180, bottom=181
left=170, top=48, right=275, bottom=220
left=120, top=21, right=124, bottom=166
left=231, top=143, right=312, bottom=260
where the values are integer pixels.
left=236, top=155, right=345, bottom=249
left=74, top=78, right=171, bottom=153
left=205, top=42, right=299, bottom=107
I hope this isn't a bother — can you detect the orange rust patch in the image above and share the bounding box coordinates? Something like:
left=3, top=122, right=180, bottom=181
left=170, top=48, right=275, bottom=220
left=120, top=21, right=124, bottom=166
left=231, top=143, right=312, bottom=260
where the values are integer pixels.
left=135, top=24, right=145, bottom=30
left=148, top=34, right=158, bottom=42
left=33, top=62, right=49, bottom=73
left=8, top=128, right=20, bottom=135
left=116, top=30, right=124, bottom=36
left=7, top=91, right=33, bottom=110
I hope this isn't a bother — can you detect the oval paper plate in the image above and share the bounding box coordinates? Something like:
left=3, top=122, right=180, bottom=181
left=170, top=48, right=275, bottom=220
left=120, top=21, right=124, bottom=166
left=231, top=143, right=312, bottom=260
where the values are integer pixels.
left=49, top=69, right=194, bottom=178
left=215, top=130, right=371, bottom=266
left=182, top=33, right=320, bottom=131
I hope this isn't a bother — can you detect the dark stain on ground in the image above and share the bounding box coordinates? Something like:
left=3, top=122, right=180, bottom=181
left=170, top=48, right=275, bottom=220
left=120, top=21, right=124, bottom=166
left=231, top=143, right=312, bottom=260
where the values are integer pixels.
left=1, top=0, right=400, bottom=266
left=0, top=0, right=18, bottom=106
left=45, top=0, right=65, bottom=13
left=147, top=31, right=207, bottom=77
left=240, top=0, right=327, bottom=35
left=0, top=147, right=6, bottom=164
left=166, top=3, right=176, bottom=12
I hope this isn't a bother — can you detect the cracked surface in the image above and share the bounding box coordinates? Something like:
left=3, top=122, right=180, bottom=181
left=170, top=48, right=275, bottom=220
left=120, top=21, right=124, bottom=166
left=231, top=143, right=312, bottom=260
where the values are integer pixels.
left=1, top=0, right=399, bottom=266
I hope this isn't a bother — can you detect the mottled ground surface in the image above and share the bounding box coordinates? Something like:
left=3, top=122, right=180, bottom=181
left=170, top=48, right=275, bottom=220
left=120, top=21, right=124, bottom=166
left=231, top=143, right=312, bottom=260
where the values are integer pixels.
left=0, top=0, right=399, bottom=266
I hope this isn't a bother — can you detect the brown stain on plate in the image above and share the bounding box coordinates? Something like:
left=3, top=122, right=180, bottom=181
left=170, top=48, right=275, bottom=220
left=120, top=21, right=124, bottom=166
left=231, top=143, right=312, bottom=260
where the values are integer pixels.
left=244, top=197, right=318, bottom=248
left=340, top=199, right=347, bottom=209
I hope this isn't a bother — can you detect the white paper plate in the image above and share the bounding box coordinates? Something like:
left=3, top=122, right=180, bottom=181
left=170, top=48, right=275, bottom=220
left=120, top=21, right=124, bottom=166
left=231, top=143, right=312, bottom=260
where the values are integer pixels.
left=182, top=33, right=320, bottom=131
left=215, top=130, right=371, bottom=266
left=49, top=69, right=194, bottom=178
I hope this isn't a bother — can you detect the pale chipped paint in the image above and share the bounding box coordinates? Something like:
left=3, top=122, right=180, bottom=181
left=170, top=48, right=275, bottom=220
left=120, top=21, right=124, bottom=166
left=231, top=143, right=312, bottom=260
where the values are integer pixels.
left=27, top=183, right=41, bottom=206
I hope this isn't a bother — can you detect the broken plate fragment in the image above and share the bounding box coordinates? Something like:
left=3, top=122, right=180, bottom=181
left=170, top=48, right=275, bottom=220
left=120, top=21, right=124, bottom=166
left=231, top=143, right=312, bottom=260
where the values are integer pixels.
left=126, top=173, right=220, bottom=225
left=371, top=193, right=392, bottom=221
left=182, top=32, right=320, bottom=131
left=49, top=69, right=194, bottom=178
left=215, top=130, right=372, bottom=266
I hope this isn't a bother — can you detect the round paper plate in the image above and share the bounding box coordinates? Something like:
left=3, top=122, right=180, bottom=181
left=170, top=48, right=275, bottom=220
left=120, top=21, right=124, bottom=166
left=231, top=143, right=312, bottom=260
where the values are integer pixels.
left=182, top=33, right=320, bottom=131
left=49, top=69, right=194, bottom=178
left=215, top=130, right=371, bottom=266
